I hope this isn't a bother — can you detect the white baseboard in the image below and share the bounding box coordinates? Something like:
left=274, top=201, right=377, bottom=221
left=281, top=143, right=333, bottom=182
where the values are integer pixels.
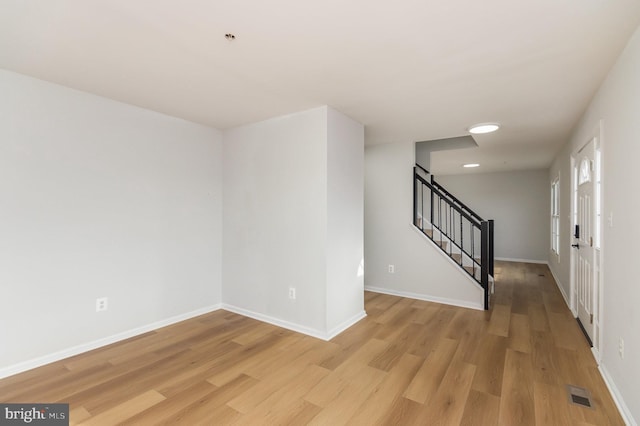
left=364, top=286, right=483, bottom=311
left=1, top=302, right=367, bottom=380
left=0, top=304, right=222, bottom=380
left=547, top=265, right=573, bottom=313
left=221, top=304, right=326, bottom=340
left=548, top=268, right=631, bottom=425
left=495, top=257, right=548, bottom=264
left=599, top=364, right=637, bottom=426
left=327, top=311, right=367, bottom=340
left=221, top=304, right=366, bottom=341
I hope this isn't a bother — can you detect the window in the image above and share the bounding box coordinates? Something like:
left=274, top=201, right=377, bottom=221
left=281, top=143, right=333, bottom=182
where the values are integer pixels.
left=579, top=157, right=591, bottom=184
left=595, top=147, right=601, bottom=249
left=573, top=166, right=578, bottom=238
left=551, top=178, right=560, bottom=255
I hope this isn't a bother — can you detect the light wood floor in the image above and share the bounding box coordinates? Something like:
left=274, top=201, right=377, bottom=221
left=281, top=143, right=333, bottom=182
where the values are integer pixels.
left=0, top=262, right=624, bottom=425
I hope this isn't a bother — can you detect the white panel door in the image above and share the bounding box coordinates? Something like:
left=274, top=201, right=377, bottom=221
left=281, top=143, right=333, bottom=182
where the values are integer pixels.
left=575, top=139, right=595, bottom=342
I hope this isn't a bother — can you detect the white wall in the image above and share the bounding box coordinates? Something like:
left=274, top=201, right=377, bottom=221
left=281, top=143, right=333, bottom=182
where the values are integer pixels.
left=437, top=170, right=550, bottom=262
left=223, top=107, right=328, bottom=334
left=223, top=106, right=365, bottom=337
left=0, top=70, right=223, bottom=373
left=549, top=25, right=640, bottom=424
left=326, top=108, right=365, bottom=333
left=415, top=136, right=477, bottom=171
left=365, top=142, right=484, bottom=309
left=0, top=72, right=364, bottom=375
left=548, top=141, right=572, bottom=300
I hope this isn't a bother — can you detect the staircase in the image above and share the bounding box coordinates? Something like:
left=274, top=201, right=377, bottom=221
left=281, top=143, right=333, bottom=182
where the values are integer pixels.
left=413, top=164, right=494, bottom=309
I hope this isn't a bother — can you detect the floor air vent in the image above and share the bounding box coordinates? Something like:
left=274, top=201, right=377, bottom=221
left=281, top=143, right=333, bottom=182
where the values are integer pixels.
left=566, top=385, right=593, bottom=408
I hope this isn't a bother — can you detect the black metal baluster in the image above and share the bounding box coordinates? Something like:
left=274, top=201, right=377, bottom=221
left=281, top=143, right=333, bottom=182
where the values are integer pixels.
left=413, top=166, right=422, bottom=226
left=489, top=219, right=494, bottom=277
left=460, top=214, right=463, bottom=265
left=448, top=205, right=452, bottom=255
left=430, top=175, right=434, bottom=226
left=438, top=195, right=441, bottom=234
left=471, top=225, right=475, bottom=265
left=421, top=183, right=424, bottom=231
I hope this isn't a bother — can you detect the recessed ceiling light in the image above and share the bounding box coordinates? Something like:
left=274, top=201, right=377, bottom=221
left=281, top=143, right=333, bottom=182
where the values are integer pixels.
left=469, top=123, right=500, bottom=134
left=225, top=33, right=236, bottom=40
left=463, top=163, right=480, bottom=168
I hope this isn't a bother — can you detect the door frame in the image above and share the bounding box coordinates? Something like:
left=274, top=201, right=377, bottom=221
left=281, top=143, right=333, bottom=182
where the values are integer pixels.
left=570, top=120, right=604, bottom=363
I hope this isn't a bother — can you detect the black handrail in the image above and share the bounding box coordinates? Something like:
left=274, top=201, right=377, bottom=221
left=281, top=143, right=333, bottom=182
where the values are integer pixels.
left=414, top=164, right=484, bottom=223
left=415, top=163, right=430, bottom=175
left=431, top=178, right=484, bottom=222
left=415, top=173, right=481, bottom=227
left=413, top=166, right=494, bottom=310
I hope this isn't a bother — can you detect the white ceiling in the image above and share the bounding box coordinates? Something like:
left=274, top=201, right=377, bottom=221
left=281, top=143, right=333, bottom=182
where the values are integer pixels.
left=1, top=0, right=639, bottom=174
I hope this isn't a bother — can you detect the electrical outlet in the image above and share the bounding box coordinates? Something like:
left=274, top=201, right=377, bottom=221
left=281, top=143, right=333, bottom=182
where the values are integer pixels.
left=388, top=264, right=395, bottom=273
left=288, top=287, right=296, bottom=300
left=619, top=337, right=624, bottom=358
left=96, top=297, right=108, bottom=312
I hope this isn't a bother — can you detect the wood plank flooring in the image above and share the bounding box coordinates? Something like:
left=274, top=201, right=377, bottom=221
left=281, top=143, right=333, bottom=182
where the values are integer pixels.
left=0, top=262, right=624, bottom=425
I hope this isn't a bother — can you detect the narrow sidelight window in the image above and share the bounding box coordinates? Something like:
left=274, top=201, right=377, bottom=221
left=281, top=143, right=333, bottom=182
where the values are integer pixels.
left=551, top=178, right=560, bottom=256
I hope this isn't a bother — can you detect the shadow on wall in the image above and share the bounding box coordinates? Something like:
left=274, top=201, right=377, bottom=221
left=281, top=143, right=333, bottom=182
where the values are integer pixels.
left=415, top=136, right=477, bottom=171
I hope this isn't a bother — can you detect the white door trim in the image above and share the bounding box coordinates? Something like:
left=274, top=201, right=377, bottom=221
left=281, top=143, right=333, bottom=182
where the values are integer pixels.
left=569, top=155, right=578, bottom=316
left=570, top=120, right=604, bottom=364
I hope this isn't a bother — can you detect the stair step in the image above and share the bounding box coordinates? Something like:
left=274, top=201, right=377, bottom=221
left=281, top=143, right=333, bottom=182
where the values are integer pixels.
left=451, top=253, right=481, bottom=265
left=448, top=253, right=480, bottom=279
left=435, top=240, right=448, bottom=249
left=418, top=227, right=449, bottom=250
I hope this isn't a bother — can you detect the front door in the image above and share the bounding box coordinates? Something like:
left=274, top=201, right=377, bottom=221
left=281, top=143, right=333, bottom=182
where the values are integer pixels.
left=575, top=138, right=596, bottom=343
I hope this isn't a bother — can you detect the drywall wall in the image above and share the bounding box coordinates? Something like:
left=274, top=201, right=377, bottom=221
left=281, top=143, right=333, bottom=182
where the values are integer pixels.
left=223, top=107, right=329, bottom=334
left=0, top=70, right=223, bottom=373
left=415, top=136, right=478, bottom=171
left=326, top=107, right=365, bottom=333
left=223, top=106, right=365, bottom=337
left=365, top=141, right=484, bottom=309
left=549, top=25, right=640, bottom=424
left=437, top=170, right=550, bottom=262
left=548, top=141, right=572, bottom=300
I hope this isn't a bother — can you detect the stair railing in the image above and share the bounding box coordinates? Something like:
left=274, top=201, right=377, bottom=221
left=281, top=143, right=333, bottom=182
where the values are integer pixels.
left=414, top=165, right=494, bottom=309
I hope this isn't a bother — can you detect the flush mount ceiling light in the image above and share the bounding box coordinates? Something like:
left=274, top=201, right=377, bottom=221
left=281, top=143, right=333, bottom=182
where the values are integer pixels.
left=468, top=123, right=500, bottom=134
left=463, top=163, right=480, bottom=168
